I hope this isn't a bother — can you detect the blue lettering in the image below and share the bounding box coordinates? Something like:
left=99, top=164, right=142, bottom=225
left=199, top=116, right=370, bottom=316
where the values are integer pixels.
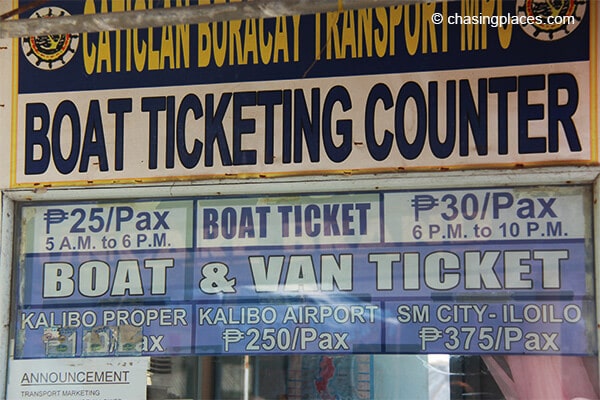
left=177, top=94, right=203, bottom=168
left=166, top=96, right=176, bottom=168
left=107, top=98, right=132, bottom=171
left=548, top=73, right=581, bottom=153
left=25, top=103, right=51, bottom=175
left=323, top=85, right=352, bottom=163
left=396, top=81, right=426, bottom=160
left=233, top=92, right=257, bottom=165
left=282, top=89, right=292, bottom=163
left=459, top=78, right=487, bottom=156
left=355, top=203, right=371, bottom=235
left=294, top=88, right=320, bottom=163
left=238, top=207, right=256, bottom=238
left=116, top=206, right=133, bottom=230
left=205, top=93, right=232, bottom=167
left=278, top=205, right=293, bottom=237
left=203, top=208, right=219, bottom=239
left=305, top=204, right=321, bottom=237
left=428, top=81, right=456, bottom=159
left=365, top=83, right=393, bottom=161
left=489, top=77, right=517, bottom=155
left=342, top=203, right=355, bottom=235
left=518, top=75, right=546, bottom=154
left=79, top=100, right=108, bottom=173
left=255, top=207, right=270, bottom=238
left=141, top=96, right=166, bottom=170
left=221, top=207, right=237, bottom=239
left=52, top=101, right=81, bottom=174
left=323, top=204, right=340, bottom=236
left=257, top=90, right=283, bottom=164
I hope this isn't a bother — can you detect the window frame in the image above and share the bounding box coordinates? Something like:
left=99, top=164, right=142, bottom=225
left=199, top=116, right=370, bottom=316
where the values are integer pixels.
left=1, top=166, right=600, bottom=397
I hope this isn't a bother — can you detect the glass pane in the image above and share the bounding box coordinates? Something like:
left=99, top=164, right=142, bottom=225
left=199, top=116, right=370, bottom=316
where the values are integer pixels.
left=7, top=185, right=598, bottom=399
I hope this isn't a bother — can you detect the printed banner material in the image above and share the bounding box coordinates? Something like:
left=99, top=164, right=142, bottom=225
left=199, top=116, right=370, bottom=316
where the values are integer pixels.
left=4, top=0, right=596, bottom=187
left=14, top=186, right=596, bottom=357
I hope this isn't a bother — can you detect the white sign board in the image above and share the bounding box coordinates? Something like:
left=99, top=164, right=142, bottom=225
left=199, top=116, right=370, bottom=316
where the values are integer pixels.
left=0, top=1, right=596, bottom=188
left=6, top=357, right=149, bottom=400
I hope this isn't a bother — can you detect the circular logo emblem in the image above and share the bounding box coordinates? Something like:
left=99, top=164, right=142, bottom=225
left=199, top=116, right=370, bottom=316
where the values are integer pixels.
left=516, top=0, right=586, bottom=41
left=21, top=7, right=79, bottom=70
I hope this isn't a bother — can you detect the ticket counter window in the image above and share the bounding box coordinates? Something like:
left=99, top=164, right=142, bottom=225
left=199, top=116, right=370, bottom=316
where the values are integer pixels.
left=7, top=186, right=599, bottom=399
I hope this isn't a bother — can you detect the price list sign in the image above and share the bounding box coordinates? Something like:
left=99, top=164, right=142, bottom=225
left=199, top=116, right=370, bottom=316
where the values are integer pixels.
left=14, top=186, right=596, bottom=358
